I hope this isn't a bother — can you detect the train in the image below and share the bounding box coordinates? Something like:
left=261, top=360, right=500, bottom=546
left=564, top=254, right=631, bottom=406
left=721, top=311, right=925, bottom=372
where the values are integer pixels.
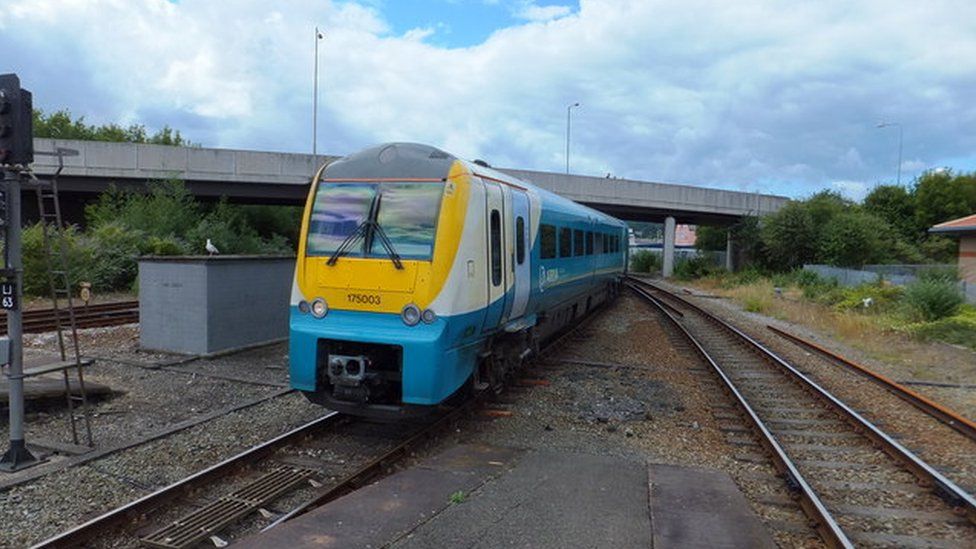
left=289, top=143, right=628, bottom=418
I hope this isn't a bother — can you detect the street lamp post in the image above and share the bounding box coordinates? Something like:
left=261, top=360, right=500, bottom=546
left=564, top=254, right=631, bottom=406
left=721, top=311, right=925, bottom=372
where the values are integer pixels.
left=566, top=102, right=580, bottom=174
left=876, top=121, right=903, bottom=185
left=312, top=27, right=325, bottom=169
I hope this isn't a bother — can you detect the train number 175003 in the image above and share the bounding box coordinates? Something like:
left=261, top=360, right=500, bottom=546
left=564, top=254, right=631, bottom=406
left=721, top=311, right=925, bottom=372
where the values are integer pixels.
left=347, top=293, right=381, bottom=305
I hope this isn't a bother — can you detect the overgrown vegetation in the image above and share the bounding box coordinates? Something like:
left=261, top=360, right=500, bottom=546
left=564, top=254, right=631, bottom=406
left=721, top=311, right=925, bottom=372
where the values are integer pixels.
left=33, top=109, right=193, bottom=146
left=690, top=268, right=975, bottom=350
left=24, top=180, right=299, bottom=296
left=630, top=250, right=661, bottom=273
left=696, top=169, right=976, bottom=270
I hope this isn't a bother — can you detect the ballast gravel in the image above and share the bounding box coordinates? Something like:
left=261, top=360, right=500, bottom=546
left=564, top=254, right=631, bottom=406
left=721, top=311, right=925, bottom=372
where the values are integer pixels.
left=450, top=294, right=823, bottom=548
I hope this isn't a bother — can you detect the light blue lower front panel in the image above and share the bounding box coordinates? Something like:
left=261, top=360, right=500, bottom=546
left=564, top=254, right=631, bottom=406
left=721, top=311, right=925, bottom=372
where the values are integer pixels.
left=289, top=307, right=482, bottom=405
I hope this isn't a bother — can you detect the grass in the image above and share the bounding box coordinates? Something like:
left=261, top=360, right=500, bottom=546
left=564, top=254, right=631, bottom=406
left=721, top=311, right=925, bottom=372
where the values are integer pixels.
left=449, top=490, right=466, bottom=504
left=686, top=273, right=976, bottom=374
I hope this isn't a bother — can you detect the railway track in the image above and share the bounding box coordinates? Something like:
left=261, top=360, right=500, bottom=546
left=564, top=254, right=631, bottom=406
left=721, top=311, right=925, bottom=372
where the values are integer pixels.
left=0, top=300, right=139, bottom=333
left=627, top=277, right=976, bottom=548
left=33, top=296, right=605, bottom=548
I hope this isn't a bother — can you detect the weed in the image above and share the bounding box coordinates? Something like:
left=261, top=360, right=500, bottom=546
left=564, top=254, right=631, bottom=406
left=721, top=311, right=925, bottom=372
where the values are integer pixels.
left=630, top=250, right=661, bottom=273
left=449, top=490, right=466, bottom=504
left=902, top=279, right=964, bottom=321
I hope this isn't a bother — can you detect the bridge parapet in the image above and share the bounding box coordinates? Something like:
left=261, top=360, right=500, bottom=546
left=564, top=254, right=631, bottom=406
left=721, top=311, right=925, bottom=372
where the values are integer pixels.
left=32, top=138, right=330, bottom=186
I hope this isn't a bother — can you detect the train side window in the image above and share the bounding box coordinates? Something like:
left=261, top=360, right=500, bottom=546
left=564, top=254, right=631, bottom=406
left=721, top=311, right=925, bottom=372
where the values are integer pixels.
left=574, top=229, right=584, bottom=256
left=596, top=233, right=604, bottom=254
left=559, top=227, right=572, bottom=258
left=540, top=224, right=556, bottom=259
left=586, top=231, right=594, bottom=255
left=603, top=233, right=609, bottom=254
left=516, top=216, right=525, bottom=265
left=490, top=210, right=502, bottom=286
left=612, top=235, right=618, bottom=253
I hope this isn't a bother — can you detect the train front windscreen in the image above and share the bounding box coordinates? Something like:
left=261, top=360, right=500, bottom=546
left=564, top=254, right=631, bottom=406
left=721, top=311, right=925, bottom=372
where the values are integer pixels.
left=306, top=181, right=444, bottom=260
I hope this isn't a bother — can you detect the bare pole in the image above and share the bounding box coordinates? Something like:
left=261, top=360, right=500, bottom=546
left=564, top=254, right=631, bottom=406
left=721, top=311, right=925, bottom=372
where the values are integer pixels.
left=312, top=27, right=324, bottom=171
left=565, top=102, right=579, bottom=174
left=876, top=121, right=903, bottom=186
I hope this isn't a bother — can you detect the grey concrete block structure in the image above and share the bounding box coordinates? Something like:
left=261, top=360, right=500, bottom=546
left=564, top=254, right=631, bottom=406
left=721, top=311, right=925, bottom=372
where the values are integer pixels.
left=138, top=256, right=295, bottom=355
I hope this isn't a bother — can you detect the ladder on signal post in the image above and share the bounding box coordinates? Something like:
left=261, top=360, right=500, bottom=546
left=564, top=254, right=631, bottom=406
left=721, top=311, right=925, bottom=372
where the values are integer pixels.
left=29, top=149, right=93, bottom=447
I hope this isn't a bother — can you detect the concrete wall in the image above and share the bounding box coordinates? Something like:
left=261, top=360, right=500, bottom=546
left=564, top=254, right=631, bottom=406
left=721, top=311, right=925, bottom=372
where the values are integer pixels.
left=33, top=138, right=334, bottom=186
left=501, top=168, right=788, bottom=223
left=31, top=139, right=788, bottom=224
left=139, top=256, right=295, bottom=355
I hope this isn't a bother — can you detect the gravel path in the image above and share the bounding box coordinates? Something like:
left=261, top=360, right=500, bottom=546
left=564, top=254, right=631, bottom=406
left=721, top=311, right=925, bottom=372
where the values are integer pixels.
left=451, top=294, right=823, bottom=548
left=0, top=323, right=328, bottom=548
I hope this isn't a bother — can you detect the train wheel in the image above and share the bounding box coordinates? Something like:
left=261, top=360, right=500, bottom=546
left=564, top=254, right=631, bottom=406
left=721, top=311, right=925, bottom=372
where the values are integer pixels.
left=488, top=356, right=506, bottom=395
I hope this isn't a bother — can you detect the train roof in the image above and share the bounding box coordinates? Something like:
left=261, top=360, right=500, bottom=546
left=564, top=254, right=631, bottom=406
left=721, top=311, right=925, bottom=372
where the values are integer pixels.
left=323, top=142, right=626, bottom=228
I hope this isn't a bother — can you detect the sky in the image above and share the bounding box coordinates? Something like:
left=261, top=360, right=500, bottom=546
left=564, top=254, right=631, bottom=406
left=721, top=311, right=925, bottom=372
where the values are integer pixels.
left=2, top=0, right=975, bottom=201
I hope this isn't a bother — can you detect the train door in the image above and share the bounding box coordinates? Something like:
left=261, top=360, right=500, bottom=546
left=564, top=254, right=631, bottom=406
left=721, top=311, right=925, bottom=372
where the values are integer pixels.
left=507, top=190, right=531, bottom=320
left=482, top=181, right=507, bottom=331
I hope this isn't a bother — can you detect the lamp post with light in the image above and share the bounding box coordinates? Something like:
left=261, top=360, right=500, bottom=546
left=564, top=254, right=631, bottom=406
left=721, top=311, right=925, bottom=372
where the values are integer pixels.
left=313, top=27, right=325, bottom=169
left=876, top=121, right=903, bottom=186
left=566, top=102, right=580, bottom=174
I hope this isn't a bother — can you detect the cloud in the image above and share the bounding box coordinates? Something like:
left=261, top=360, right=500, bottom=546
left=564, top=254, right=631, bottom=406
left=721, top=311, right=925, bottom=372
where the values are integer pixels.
left=2, top=0, right=975, bottom=200
left=831, top=180, right=870, bottom=202
left=513, top=2, right=573, bottom=22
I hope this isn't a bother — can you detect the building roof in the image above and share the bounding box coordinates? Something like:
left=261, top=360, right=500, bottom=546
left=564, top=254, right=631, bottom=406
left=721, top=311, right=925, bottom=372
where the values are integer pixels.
left=929, top=213, right=976, bottom=235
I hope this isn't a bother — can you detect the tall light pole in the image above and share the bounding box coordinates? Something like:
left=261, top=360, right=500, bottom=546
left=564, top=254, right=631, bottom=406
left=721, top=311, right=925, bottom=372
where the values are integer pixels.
left=566, top=102, right=580, bottom=174
left=876, top=121, right=903, bottom=185
left=312, top=27, right=325, bottom=169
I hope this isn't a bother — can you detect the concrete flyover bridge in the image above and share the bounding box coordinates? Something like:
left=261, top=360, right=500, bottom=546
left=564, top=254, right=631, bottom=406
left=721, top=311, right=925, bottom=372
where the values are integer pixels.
left=30, top=138, right=789, bottom=275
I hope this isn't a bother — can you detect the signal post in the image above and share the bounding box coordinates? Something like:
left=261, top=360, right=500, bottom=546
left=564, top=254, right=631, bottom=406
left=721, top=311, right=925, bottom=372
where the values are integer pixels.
left=0, top=72, right=39, bottom=471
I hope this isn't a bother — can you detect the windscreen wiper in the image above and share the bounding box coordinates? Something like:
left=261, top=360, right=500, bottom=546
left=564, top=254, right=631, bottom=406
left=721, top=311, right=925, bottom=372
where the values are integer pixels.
left=370, top=222, right=404, bottom=270
left=326, top=220, right=370, bottom=266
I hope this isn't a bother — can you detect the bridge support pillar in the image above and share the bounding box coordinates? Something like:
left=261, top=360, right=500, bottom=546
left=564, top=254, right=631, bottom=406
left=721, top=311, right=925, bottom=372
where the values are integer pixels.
left=726, top=230, right=735, bottom=271
left=663, top=216, right=676, bottom=278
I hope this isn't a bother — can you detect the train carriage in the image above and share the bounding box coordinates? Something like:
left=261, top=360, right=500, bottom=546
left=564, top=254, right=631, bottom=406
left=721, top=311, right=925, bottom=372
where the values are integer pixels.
left=290, top=143, right=627, bottom=418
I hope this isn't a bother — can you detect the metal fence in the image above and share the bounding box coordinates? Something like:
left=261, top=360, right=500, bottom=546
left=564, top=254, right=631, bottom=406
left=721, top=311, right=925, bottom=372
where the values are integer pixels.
left=803, top=264, right=975, bottom=305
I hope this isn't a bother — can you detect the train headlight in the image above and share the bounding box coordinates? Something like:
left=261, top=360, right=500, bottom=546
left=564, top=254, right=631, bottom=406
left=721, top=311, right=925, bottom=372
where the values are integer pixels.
left=421, top=308, right=436, bottom=324
left=298, top=300, right=310, bottom=314
left=401, top=304, right=421, bottom=326
left=311, top=298, right=328, bottom=318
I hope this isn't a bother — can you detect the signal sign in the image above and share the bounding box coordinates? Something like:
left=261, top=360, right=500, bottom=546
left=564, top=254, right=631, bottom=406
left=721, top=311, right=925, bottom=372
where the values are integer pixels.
left=0, top=282, right=15, bottom=310
left=0, top=74, right=33, bottom=167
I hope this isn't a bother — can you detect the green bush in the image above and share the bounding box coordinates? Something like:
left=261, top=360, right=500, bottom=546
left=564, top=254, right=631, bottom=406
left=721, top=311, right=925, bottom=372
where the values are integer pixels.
left=145, top=235, right=188, bottom=256
left=818, top=211, right=893, bottom=267
left=673, top=255, right=718, bottom=280
left=905, top=306, right=976, bottom=350
left=22, top=223, right=94, bottom=296
left=630, top=250, right=661, bottom=273
left=88, top=222, right=144, bottom=291
left=902, top=279, right=964, bottom=321
left=833, top=283, right=904, bottom=313
left=916, top=265, right=958, bottom=283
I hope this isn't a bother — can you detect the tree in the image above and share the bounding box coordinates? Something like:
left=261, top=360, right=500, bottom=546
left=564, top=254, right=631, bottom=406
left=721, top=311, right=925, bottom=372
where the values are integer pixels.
left=760, top=202, right=818, bottom=270
left=863, top=184, right=915, bottom=239
left=819, top=210, right=893, bottom=267
left=804, top=190, right=851, bottom=227
left=32, top=108, right=194, bottom=146
left=913, top=169, right=976, bottom=231
left=694, top=225, right=727, bottom=252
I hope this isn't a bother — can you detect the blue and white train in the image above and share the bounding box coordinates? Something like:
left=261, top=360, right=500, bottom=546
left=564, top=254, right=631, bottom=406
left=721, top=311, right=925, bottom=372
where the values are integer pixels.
left=289, top=143, right=628, bottom=418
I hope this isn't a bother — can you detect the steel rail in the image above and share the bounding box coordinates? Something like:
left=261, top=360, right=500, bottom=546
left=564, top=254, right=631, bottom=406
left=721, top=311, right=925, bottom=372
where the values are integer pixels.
left=767, top=324, right=976, bottom=442
left=261, top=393, right=485, bottom=531
left=263, top=295, right=614, bottom=532
left=31, top=412, right=342, bottom=549
left=630, top=277, right=976, bottom=525
left=0, top=300, right=139, bottom=333
left=626, top=281, right=854, bottom=548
